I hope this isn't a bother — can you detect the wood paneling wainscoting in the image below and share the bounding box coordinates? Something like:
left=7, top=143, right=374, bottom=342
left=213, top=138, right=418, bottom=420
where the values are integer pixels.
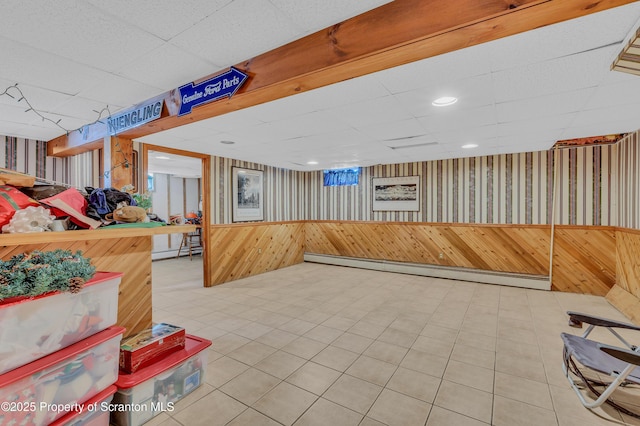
left=304, top=221, right=617, bottom=296
left=551, top=226, right=616, bottom=296
left=607, top=229, right=640, bottom=323
left=305, top=221, right=551, bottom=275
left=207, top=222, right=305, bottom=286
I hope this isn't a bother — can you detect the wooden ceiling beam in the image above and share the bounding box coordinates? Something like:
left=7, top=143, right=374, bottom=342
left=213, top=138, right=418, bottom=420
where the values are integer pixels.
left=48, top=0, right=637, bottom=157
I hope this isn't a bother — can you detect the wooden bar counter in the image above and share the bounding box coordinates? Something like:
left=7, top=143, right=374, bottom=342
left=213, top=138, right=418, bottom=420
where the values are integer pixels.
left=0, top=225, right=196, bottom=338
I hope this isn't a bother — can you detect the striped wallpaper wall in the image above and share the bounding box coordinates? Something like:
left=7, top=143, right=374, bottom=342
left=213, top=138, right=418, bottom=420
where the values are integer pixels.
left=211, top=156, right=305, bottom=224
left=1, top=136, right=94, bottom=189
left=3, top=132, right=636, bottom=228
left=617, top=131, right=640, bottom=229
left=553, top=144, right=616, bottom=226
left=305, top=145, right=616, bottom=225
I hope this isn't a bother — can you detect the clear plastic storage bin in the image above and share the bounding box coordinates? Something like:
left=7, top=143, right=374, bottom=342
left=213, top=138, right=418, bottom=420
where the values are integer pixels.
left=0, top=326, right=125, bottom=426
left=111, top=335, right=211, bottom=426
left=49, top=385, right=117, bottom=426
left=0, top=272, right=122, bottom=374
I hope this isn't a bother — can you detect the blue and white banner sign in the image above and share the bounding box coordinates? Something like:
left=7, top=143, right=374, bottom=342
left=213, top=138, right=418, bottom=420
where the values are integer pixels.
left=107, top=100, right=163, bottom=135
left=177, top=67, right=248, bottom=116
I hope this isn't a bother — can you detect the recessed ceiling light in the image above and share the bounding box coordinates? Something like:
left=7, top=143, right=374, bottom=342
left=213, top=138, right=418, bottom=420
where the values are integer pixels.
left=307, top=161, right=318, bottom=165
left=432, top=96, right=458, bottom=107
left=462, top=143, right=478, bottom=149
left=220, top=140, right=235, bottom=145
left=155, top=156, right=170, bottom=160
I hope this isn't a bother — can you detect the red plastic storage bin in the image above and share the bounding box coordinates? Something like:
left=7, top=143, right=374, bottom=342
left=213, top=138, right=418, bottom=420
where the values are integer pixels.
left=0, top=326, right=125, bottom=426
left=0, top=272, right=123, bottom=375
left=49, top=385, right=117, bottom=426
left=111, top=335, right=211, bottom=426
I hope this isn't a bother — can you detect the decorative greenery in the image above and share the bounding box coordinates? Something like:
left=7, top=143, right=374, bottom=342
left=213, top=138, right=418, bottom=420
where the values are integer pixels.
left=121, top=184, right=152, bottom=211
left=0, top=249, right=96, bottom=301
left=132, top=191, right=152, bottom=210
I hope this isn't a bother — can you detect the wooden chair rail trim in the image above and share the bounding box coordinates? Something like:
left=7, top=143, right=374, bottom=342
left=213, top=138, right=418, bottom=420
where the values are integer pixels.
left=306, top=220, right=551, bottom=229
left=616, top=227, right=640, bottom=236
left=0, top=224, right=196, bottom=245
left=210, top=220, right=307, bottom=228
left=206, top=220, right=640, bottom=232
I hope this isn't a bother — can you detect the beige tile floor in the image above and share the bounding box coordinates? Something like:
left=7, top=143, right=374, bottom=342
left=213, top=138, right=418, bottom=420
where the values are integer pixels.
left=148, top=257, right=640, bottom=426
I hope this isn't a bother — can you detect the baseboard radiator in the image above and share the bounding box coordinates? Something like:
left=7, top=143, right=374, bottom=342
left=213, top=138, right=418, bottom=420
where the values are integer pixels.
left=303, top=253, right=550, bottom=291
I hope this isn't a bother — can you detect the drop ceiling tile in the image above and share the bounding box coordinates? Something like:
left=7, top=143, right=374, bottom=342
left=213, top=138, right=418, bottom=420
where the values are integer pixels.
left=583, top=80, right=640, bottom=110
left=295, top=128, right=373, bottom=149
left=559, top=119, right=640, bottom=141
left=375, top=42, right=493, bottom=94
left=77, top=74, right=162, bottom=111
left=0, top=120, right=62, bottom=140
left=497, top=140, right=556, bottom=154
left=384, top=135, right=439, bottom=150
left=0, top=37, right=110, bottom=96
left=198, top=110, right=266, bottom=133
left=116, top=44, right=222, bottom=90
left=195, top=131, right=260, bottom=148
left=419, top=105, right=496, bottom=134
left=170, top=0, right=302, bottom=67
left=152, top=122, right=221, bottom=141
left=432, top=124, right=497, bottom=146
left=54, top=96, right=121, bottom=123
left=137, top=131, right=184, bottom=145
left=356, top=118, right=430, bottom=142
left=304, top=73, right=392, bottom=112
left=394, top=74, right=494, bottom=118
left=29, top=113, right=91, bottom=132
left=495, top=88, right=595, bottom=123
left=0, top=1, right=164, bottom=72
left=242, top=92, right=325, bottom=123
left=269, top=0, right=391, bottom=33
left=330, top=95, right=413, bottom=128
left=496, top=130, right=561, bottom=152
left=603, top=67, right=640, bottom=85
left=226, top=121, right=297, bottom=144
left=571, top=103, right=640, bottom=128
left=487, top=2, right=640, bottom=72
left=492, top=46, right=617, bottom=103
left=0, top=83, right=70, bottom=113
left=0, top=104, right=45, bottom=125
left=497, top=113, right=577, bottom=137
left=278, top=110, right=351, bottom=137
left=86, top=0, right=233, bottom=41
left=265, top=129, right=368, bottom=154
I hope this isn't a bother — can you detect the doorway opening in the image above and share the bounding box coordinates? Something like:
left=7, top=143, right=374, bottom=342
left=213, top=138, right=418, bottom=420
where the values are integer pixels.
left=141, top=143, right=212, bottom=287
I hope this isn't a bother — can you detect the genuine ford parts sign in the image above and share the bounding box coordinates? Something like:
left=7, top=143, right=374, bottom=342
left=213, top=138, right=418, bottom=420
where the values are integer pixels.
left=177, top=67, right=248, bottom=116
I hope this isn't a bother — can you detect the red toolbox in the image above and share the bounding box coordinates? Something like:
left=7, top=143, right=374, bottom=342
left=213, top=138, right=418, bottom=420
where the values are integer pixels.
left=119, top=323, right=185, bottom=374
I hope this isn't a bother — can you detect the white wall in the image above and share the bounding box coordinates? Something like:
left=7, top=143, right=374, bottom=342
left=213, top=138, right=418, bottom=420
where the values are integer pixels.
left=151, top=173, right=201, bottom=257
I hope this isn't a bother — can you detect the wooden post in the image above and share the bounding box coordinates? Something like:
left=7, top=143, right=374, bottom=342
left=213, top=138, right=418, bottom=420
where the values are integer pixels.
left=104, top=135, right=133, bottom=190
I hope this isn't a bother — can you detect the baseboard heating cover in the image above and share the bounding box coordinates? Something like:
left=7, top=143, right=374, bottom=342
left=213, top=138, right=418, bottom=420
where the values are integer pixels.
left=303, top=253, right=551, bottom=291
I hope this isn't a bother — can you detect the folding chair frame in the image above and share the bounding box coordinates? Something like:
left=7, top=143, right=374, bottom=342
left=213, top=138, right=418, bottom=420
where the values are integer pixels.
left=561, top=311, right=640, bottom=418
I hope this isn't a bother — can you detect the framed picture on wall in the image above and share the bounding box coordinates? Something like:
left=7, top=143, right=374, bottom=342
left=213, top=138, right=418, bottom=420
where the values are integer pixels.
left=372, top=176, right=420, bottom=211
left=232, top=167, right=264, bottom=222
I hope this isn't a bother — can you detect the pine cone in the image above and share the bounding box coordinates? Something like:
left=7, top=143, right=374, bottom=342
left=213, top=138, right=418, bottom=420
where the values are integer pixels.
left=68, top=277, right=85, bottom=293
left=0, top=274, right=10, bottom=287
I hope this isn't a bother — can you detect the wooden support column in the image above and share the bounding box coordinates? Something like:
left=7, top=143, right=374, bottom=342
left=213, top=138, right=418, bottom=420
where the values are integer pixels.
left=104, top=135, right=134, bottom=190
